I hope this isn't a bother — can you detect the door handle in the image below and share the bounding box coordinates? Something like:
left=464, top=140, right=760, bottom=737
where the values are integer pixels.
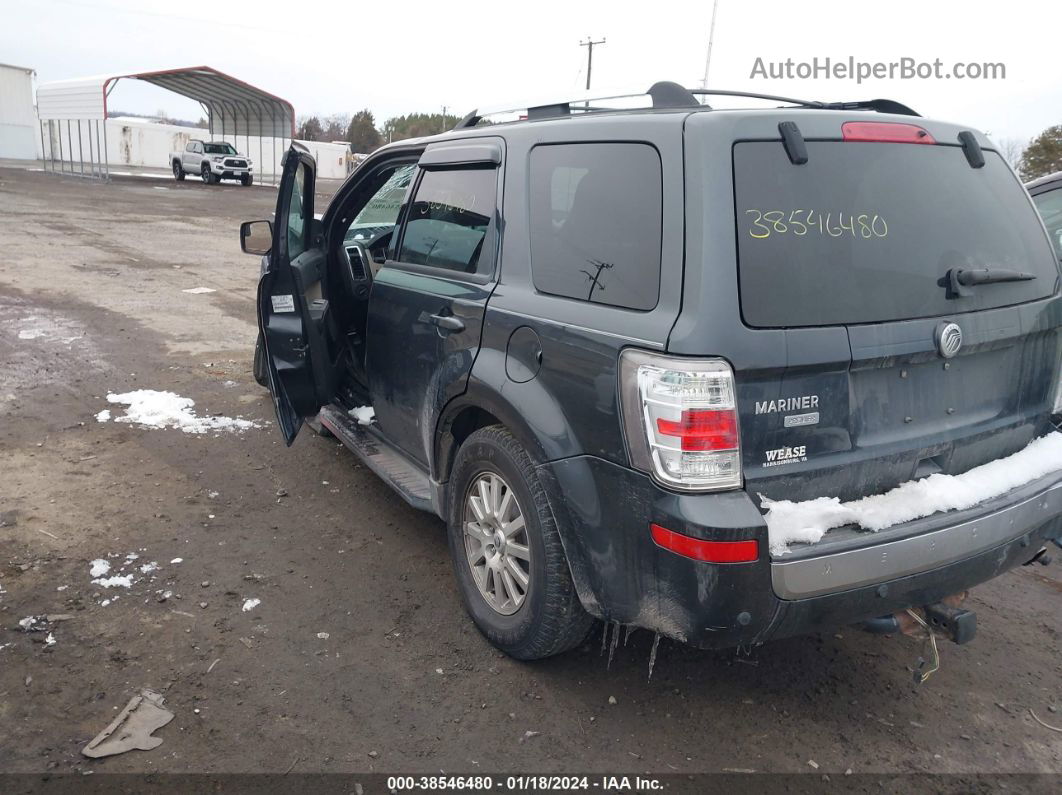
left=429, top=313, right=465, bottom=332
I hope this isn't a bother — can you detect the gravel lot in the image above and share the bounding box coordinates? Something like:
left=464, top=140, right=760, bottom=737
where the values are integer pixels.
left=1, top=164, right=1060, bottom=779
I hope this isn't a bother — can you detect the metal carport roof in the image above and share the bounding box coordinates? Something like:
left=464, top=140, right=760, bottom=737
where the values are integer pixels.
left=36, top=65, right=294, bottom=137
left=36, top=65, right=295, bottom=182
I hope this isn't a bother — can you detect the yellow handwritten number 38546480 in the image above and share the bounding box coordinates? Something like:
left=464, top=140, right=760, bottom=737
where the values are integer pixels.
left=745, top=209, right=888, bottom=240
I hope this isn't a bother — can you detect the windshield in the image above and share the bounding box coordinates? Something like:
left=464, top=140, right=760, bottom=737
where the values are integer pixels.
left=204, top=143, right=237, bottom=155
left=344, top=164, right=415, bottom=243
left=734, top=142, right=1058, bottom=328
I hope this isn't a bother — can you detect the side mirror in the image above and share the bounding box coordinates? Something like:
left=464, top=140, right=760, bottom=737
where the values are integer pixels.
left=240, top=220, right=273, bottom=255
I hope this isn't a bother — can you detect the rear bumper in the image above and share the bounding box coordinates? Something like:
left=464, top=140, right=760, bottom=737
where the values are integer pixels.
left=538, top=455, right=1062, bottom=648
left=772, top=477, right=1062, bottom=599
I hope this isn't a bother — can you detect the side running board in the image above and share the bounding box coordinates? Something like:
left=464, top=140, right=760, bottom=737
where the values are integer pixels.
left=317, top=405, right=434, bottom=513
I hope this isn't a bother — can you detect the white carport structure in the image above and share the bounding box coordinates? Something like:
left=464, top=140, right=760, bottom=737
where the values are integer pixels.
left=36, top=65, right=295, bottom=184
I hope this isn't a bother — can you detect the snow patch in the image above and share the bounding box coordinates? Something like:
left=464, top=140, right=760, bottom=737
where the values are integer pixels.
left=763, top=433, right=1062, bottom=555
left=170, top=557, right=183, bottom=564
left=241, top=598, right=260, bottom=612
left=18, top=329, right=46, bottom=340
left=95, top=409, right=111, bottom=422
left=349, top=405, right=375, bottom=425
left=103, top=390, right=260, bottom=434
left=93, top=574, right=133, bottom=589
left=45, top=632, right=56, bottom=646
left=139, top=562, right=159, bottom=574
left=182, top=287, right=216, bottom=294
left=89, top=559, right=111, bottom=578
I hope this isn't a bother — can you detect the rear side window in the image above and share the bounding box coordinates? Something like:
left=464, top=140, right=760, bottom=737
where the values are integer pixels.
left=397, top=167, right=497, bottom=274
left=1033, top=187, right=1062, bottom=259
left=734, top=142, right=1058, bottom=328
left=529, top=143, right=662, bottom=311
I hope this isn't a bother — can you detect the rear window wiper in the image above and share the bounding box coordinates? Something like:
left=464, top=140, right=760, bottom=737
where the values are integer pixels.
left=942, top=267, right=1036, bottom=299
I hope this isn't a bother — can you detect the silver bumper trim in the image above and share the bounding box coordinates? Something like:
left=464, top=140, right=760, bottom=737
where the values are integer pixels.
left=771, top=480, right=1062, bottom=599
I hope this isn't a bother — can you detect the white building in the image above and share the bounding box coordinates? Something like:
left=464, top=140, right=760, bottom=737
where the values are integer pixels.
left=0, top=63, right=38, bottom=160
left=46, top=115, right=353, bottom=180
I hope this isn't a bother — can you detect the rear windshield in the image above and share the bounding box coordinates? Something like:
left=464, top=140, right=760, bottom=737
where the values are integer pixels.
left=734, top=142, right=1058, bottom=328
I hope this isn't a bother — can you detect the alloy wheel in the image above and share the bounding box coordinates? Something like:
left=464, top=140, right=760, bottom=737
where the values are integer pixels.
left=463, top=472, right=531, bottom=615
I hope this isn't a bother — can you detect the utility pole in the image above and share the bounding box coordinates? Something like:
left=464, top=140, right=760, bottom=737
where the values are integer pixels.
left=441, top=105, right=448, bottom=133
left=579, top=36, right=606, bottom=91
left=701, top=0, right=719, bottom=90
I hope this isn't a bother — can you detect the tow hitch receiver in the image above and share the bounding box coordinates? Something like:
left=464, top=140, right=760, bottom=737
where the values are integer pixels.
left=861, top=598, right=977, bottom=684
left=923, top=601, right=977, bottom=645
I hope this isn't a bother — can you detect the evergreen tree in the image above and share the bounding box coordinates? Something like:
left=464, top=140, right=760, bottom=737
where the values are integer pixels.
left=1019, top=125, right=1062, bottom=181
left=346, top=109, right=383, bottom=153
left=296, top=116, right=324, bottom=141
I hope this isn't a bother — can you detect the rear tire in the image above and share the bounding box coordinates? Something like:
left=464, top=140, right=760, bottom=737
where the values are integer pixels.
left=172, top=161, right=184, bottom=181
left=447, top=425, right=593, bottom=660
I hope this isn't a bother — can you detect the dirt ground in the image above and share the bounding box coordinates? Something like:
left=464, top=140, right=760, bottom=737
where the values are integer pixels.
left=1, top=164, right=1060, bottom=780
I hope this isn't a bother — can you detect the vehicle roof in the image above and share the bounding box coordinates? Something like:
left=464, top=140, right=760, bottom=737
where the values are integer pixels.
left=374, top=104, right=994, bottom=156
left=1026, top=172, right=1062, bottom=193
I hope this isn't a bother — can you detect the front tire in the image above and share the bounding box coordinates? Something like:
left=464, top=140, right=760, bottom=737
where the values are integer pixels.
left=172, top=161, right=184, bottom=181
left=241, top=174, right=253, bottom=186
left=201, top=164, right=215, bottom=184
left=447, top=426, right=593, bottom=660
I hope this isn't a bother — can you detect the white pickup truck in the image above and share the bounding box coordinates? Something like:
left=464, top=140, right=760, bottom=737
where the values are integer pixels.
left=171, top=140, right=254, bottom=185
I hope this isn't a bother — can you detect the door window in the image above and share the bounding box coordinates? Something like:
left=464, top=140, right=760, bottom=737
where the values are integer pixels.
left=287, top=162, right=309, bottom=259
left=397, top=167, right=497, bottom=274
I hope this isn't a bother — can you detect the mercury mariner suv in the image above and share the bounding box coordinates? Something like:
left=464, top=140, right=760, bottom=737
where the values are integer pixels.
left=243, top=82, right=1062, bottom=660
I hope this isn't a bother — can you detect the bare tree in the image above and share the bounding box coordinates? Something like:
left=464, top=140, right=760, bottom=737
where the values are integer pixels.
left=996, top=137, right=1026, bottom=170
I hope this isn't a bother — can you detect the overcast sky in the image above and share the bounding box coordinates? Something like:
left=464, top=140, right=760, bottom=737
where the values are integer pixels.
left=4, top=0, right=1059, bottom=142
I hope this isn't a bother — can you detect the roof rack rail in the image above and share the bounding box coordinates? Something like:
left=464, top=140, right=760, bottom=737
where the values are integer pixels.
left=689, top=89, right=919, bottom=116
left=452, top=82, right=919, bottom=129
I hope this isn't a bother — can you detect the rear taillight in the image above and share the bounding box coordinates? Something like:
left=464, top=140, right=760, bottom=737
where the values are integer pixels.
left=841, top=121, right=935, bottom=144
left=619, top=350, right=742, bottom=491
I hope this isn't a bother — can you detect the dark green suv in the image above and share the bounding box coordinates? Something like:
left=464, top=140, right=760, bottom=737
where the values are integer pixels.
left=243, top=83, right=1062, bottom=660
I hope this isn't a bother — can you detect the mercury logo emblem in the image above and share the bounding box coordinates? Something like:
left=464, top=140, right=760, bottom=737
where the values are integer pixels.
left=935, top=322, right=963, bottom=359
